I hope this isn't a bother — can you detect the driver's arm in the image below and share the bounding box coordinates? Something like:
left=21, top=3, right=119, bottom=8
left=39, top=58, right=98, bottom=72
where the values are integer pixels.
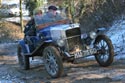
left=37, top=23, right=50, bottom=29
left=37, top=19, right=69, bottom=29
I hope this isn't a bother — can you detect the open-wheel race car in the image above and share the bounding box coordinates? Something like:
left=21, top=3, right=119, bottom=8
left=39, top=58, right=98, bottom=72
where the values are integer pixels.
left=17, top=22, right=114, bottom=78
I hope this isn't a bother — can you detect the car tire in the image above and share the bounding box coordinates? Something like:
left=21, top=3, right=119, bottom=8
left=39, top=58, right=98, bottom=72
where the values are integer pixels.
left=94, top=35, right=114, bottom=67
left=43, top=46, right=63, bottom=78
left=17, top=44, right=30, bottom=70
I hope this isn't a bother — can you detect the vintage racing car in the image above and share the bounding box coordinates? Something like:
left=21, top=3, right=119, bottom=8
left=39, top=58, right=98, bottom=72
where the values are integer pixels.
left=17, top=22, right=114, bottom=78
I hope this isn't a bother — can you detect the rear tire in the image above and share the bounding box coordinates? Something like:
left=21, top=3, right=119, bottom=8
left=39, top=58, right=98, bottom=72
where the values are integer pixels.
left=17, top=44, right=30, bottom=70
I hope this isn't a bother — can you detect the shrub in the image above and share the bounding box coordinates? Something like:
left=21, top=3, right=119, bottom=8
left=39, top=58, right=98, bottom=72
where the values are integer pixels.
left=79, top=0, right=125, bottom=33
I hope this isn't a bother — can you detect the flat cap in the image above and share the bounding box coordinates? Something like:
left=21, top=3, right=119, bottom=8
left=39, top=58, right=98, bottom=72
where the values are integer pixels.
left=48, top=5, right=57, bottom=10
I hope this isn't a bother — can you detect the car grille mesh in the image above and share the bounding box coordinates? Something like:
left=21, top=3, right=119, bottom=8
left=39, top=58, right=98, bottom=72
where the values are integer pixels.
left=66, top=28, right=82, bottom=52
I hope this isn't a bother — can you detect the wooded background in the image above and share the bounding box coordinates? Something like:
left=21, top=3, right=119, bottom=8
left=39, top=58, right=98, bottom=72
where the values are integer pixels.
left=0, top=0, right=125, bottom=42
left=24, top=0, right=125, bottom=33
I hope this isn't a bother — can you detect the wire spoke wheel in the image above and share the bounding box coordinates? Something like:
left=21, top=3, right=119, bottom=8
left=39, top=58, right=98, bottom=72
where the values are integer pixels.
left=94, top=35, right=114, bottom=67
left=43, top=46, right=63, bottom=78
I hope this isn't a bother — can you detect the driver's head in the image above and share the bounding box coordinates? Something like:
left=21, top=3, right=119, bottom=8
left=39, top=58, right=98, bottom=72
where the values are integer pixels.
left=48, top=5, right=57, bottom=16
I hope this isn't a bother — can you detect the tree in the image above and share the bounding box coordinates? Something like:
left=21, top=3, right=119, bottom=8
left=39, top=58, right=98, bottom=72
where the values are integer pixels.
left=20, top=0, right=23, bottom=32
left=26, top=0, right=44, bottom=16
left=59, top=0, right=83, bottom=23
left=59, top=0, right=76, bottom=22
left=0, top=0, right=2, bottom=6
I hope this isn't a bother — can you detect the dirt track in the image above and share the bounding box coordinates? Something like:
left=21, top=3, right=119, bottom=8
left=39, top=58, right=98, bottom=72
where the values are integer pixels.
left=0, top=43, right=125, bottom=83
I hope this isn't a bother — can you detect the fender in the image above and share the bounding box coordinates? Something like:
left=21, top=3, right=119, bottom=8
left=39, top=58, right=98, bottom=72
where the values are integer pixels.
left=37, top=39, right=55, bottom=50
left=97, top=28, right=107, bottom=35
left=44, top=40, right=53, bottom=43
left=94, top=35, right=109, bottom=44
left=30, top=39, right=57, bottom=57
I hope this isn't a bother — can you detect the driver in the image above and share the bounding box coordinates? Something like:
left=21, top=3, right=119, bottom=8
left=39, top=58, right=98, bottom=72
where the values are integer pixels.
left=37, top=5, right=69, bottom=29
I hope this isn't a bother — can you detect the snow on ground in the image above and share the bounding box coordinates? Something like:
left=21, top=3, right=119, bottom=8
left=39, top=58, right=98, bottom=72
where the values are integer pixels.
left=1, top=17, right=31, bottom=23
left=2, top=0, right=19, bottom=5
left=106, top=20, right=125, bottom=60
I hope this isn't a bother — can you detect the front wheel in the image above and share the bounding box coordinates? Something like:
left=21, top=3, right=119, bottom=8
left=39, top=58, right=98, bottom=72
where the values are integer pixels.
left=17, top=44, right=30, bottom=70
left=94, top=35, right=114, bottom=67
left=43, top=46, right=63, bottom=78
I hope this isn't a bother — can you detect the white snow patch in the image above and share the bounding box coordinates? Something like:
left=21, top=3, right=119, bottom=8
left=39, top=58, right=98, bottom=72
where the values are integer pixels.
left=2, top=17, right=31, bottom=23
left=106, top=20, right=125, bottom=60
left=2, top=0, right=19, bottom=5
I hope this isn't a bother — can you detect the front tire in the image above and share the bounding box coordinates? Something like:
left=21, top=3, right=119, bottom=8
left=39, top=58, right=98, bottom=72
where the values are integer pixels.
left=94, top=35, right=114, bottom=67
left=17, top=44, right=30, bottom=70
left=43, top=46, right=63, bottom=78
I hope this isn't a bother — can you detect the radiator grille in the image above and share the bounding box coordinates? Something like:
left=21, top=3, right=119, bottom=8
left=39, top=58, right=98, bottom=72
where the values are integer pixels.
left=65, top=28, right=82, bottom=52
left=66, top=28, right=81, bottom=37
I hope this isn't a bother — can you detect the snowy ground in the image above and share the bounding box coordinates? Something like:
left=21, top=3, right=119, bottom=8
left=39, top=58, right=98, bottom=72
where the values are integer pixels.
left=106, top=20, right=125, bottom=60
left=1, top=17, right=31, bottom=23
left=0, top=20, right=125, bottom=83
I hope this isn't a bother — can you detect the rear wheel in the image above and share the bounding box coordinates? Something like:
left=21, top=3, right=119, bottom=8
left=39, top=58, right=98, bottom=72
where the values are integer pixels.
left=94, top=35, right=114, bottom=67
left=43, top=46, right=63, bottom=78
left=17, top=44, right=30, bottom=70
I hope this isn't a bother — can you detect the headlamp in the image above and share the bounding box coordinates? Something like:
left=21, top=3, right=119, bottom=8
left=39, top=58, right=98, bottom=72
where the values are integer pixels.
left=89, top=31, right=97, bottom=39
left=57, top=39, right=65, bottom=47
